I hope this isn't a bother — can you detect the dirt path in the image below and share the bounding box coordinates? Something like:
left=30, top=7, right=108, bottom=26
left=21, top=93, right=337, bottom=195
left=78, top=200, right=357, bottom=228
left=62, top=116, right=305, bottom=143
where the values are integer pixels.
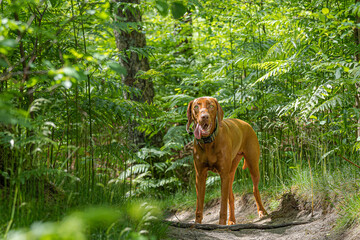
left=165, top=193, right=358, bottom=240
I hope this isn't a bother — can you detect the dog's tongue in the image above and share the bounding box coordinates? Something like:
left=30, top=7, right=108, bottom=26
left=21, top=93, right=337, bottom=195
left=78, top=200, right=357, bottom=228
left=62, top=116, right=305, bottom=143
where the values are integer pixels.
left=194, top=124, right=202, bottom=139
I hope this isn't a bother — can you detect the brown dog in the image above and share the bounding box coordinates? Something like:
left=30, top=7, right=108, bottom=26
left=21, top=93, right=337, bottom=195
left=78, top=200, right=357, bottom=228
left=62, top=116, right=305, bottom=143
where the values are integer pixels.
left=186, top=97, right=267, bottom=225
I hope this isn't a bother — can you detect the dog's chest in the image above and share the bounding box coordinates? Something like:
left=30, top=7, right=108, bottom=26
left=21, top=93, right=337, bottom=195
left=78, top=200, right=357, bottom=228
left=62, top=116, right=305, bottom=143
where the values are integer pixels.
left=204, top=154, right=218, bottom=171
left=194, top=144, right=221, bottom=171
left=201, top=158, right=219, bottom=173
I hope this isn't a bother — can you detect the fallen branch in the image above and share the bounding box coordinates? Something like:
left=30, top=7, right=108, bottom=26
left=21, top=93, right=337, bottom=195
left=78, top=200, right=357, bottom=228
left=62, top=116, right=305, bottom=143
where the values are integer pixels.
left=339, top=155, right=360, bottom=169
left=163, top=220, right=312, bottom=231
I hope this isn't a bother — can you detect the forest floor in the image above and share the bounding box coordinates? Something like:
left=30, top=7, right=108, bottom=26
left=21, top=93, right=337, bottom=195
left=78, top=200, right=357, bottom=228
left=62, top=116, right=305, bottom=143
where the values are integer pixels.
left=164, top=192, right=360, bottom=240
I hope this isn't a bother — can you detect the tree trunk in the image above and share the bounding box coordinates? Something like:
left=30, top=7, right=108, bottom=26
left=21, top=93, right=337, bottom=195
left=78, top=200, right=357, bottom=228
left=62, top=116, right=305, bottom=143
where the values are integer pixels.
left=113, top=0, right=154, bottom=103
left=113, top=0, right=155, bottom=148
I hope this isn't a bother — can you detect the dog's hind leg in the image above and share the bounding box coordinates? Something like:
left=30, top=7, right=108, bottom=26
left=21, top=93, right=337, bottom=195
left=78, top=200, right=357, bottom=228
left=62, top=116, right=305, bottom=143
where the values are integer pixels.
left=244, top=142, right=267, bottom=218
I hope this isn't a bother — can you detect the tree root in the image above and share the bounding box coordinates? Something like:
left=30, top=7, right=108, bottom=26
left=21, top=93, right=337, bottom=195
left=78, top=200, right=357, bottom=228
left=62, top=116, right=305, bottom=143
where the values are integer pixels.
left=164, top=220, right=312, bottom=231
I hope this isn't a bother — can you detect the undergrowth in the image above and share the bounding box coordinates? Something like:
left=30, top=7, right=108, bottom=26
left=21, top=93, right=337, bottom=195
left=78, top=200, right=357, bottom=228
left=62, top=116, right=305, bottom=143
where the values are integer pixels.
left=3, top=202, right=166, bottom=240
left=0, top=177, right=168, bottom=240
left=1, top=163, right=359, bottom=239
left=337, top=193, right=360, bottom=230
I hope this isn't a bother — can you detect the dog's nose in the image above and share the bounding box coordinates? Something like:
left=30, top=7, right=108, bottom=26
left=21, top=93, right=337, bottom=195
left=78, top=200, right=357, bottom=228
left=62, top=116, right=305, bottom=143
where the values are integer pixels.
left=201, top=114, right=209, bottom=120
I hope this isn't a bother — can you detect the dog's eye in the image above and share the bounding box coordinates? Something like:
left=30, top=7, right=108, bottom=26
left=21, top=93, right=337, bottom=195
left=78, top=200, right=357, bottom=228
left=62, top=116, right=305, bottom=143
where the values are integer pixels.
left=194, top=105, right=199, bottom=111
left=209, top=105, right=214, bottom=109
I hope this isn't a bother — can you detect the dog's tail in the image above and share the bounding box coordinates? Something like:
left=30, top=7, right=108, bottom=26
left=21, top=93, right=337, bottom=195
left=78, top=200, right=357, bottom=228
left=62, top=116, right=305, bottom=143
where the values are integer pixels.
left=242, top=159, right=248, bottom=170
left=238, top=153, right=247, bottom=170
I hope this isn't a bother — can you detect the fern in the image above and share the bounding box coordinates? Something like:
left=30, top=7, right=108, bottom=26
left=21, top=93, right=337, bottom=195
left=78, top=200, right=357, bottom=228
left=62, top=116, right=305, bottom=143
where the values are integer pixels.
left=234, top=56, right=256, bottom=68
left=310, top=94, right=344, bottom=117
left=206, top=176, right=220, bottom=187
left=166, top=156, right=192, bottom=173
left=162, top=94, right=193, bottom=109
left=114, top=163, right=150, bottom=183
left=251, top=60, right=292, bottom=85
left=137, top=147, right=167, bottom=160
left=154, top=162, right=168, bottom=172
left=131, top=177, right=181, bottom=196
left=299, top=80, right=340, bottom=120
left=17, top=168, right=78, bottom=185
left=162, top=125, right=188, bottom=152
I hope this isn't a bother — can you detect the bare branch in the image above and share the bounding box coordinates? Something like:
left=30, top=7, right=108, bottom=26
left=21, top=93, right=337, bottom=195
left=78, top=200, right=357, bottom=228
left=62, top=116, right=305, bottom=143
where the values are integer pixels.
left=0, top=70, right=49, bottom=81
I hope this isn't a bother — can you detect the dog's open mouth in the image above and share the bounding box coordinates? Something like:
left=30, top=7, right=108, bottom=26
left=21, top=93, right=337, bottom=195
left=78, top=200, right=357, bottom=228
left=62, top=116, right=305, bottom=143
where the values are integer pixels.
left=194, top=123, right=212, bottom=139
left=202, top=123, right=209, bottom=131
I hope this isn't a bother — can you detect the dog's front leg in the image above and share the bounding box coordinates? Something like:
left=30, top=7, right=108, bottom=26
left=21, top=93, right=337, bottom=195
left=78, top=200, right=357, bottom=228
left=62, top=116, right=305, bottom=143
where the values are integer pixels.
left=219, top=173, right=230, bottom=225
left=195, top=166, right=207, bottom=224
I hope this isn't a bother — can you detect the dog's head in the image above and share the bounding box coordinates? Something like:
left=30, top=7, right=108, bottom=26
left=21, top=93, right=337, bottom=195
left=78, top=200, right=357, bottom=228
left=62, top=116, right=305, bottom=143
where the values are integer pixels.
left=186, top=97, right=224, bottom=139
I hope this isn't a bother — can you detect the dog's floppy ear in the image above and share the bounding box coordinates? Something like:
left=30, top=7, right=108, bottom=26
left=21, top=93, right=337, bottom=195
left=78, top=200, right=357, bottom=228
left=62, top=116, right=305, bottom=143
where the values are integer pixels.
left=215, top=98, right=224, bottom=123
left=186, top=100, right=194, bottom=134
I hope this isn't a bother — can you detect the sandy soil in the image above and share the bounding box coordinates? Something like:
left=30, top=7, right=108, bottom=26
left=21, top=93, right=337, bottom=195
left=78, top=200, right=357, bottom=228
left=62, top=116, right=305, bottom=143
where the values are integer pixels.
left=164, top=193, right=359, bottom=240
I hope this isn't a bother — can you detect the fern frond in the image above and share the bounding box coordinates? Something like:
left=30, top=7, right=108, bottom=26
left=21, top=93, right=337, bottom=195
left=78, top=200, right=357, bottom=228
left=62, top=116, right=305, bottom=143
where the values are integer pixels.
left=162, top=125, right=188, bottom=152
left=137, top=147, right=167, bottom=160
left=234, top=56, right=256, bottom=68
left=309, top=94, right=343, bottom=116
left=154, top=162, right=168, bottom=172
left=131, top=177, right=181, bottom=196
left=162, top=94, right=193, bottom=109
left=115, top=163, right=150, bottom=182
left=251, top=60, right=291, bottom=85
left=166, top=156, right=192, bottom=172
left=300, top=83, right=332, bottom=119
left=206, top=176, right=220, bottom=186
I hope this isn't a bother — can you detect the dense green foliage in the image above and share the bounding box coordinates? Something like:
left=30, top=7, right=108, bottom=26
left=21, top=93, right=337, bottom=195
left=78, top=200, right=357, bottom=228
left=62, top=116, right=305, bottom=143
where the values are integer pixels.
left=1, top=0, right=360, bottom=239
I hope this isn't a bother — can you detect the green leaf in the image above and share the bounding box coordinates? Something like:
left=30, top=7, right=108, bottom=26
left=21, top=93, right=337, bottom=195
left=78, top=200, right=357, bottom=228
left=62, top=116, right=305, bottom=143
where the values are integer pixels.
left=0, top=39, right=17, bottom=48
left=49, top=0, right=60, bottom=7
left=188, top=0, right=203, bottom=9
left=322, top=8, right=329, bottom=15
left=0, top=59, right=8, bottom=67
left=27, top=78, right=38, bottom=88
left=108, top=62, right=127, bottom=75
left=62, top=67, right=86, bottom=81
left=171, top=1, right=187, bottom=20
left=335, top=68, right=341, bottom=79
left=155, top=0, right=169, bottom=16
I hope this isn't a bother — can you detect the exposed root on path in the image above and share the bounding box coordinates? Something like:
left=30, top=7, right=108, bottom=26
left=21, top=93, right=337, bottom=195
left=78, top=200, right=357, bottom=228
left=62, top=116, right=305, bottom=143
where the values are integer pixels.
left=165, top=192, right=345, bottom=239
left=164, top=219, right=313, bottom=231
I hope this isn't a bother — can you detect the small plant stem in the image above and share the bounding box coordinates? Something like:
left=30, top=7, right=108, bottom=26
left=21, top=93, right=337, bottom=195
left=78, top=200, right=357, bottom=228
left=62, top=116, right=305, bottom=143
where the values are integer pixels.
left=229, top=18, right=236, bottom=111
left=4, top=185, right=18, bottom=238
left=307, top=156, right=314, bottom=216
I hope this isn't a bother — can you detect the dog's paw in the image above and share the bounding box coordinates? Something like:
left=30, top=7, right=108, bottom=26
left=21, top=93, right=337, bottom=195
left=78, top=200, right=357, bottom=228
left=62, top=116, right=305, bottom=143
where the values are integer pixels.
left=228, top=220, right=236, bottom=225
left=258, top=210, right=268, bottom=218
